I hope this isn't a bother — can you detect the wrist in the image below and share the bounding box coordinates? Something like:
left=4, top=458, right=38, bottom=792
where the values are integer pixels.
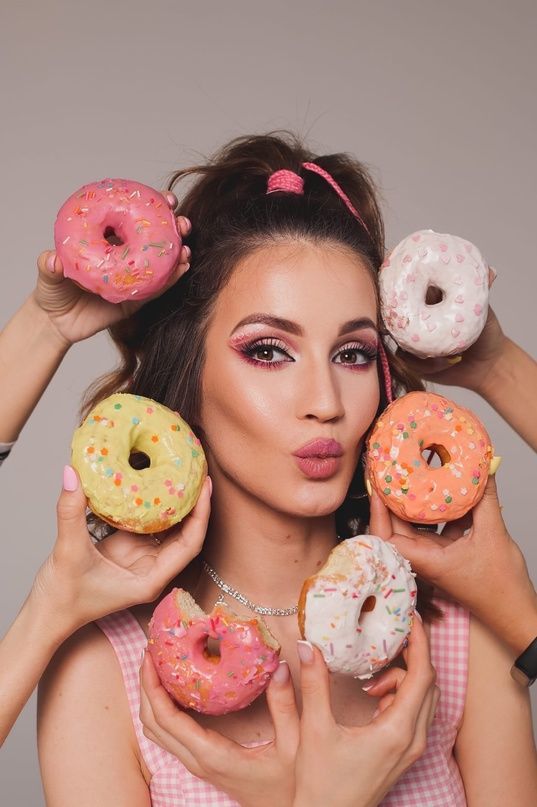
left=473, top=335, right=513, bottom=399
left=27, top=292, right=73, bottom=353
left=25, top=584, right=82, bottom=647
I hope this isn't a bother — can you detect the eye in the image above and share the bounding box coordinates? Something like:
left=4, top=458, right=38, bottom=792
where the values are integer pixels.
left=241, top=338, right=293, bottom=367
left=333, top=342, right=377, bottom=367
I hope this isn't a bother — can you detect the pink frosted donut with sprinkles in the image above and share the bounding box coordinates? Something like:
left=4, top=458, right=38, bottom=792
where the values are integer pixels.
left=366, top=391, right=497, bottom=525
left=148, top=588, right=280, bottom=715
left=54, top=178, right=181, bottom=303
left=379, top=229, right=490, bottom=358
left=298, top=535, right=416, bottom=679
left=71, top=392, right=207, bottom=534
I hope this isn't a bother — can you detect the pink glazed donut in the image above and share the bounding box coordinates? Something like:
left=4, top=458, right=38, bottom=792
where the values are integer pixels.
left=379, top=230, right=490, bottom=358
left=148, top=588, right=280, bottom=715
left=54, top=178, right=182, bottom=303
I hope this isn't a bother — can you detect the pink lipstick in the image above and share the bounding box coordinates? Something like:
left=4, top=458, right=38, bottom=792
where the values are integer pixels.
left=293, top=439, right=343, bottom=479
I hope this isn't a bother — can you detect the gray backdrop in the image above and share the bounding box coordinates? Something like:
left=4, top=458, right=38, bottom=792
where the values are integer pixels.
left=1, top=1, right=535, bottom=803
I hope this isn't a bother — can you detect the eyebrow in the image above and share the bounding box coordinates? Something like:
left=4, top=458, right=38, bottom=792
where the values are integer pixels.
left=230, top=314, right=378, bottom=337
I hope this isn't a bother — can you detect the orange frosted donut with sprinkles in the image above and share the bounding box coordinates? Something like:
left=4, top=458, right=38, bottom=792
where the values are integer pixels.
left=71, top=393, right=207, bottom=534
left=366, top=391, right=497, bottom=524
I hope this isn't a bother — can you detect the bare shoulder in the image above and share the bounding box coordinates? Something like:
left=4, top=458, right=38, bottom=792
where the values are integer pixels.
left=454, top=615, right=537, bottom=806
left=38, top=623, right=151, bottom=807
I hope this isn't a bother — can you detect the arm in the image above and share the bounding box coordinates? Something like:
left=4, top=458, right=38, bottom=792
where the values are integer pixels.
left=0, top=209, right=190, bottom=445
left=454, top=615, right=537, bottom=806
left=0, top=467, right=210, bottom=747
left=38, top=623, right=151, bottom=807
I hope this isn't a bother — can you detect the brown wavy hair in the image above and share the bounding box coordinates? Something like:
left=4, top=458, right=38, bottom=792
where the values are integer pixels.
left=82, top=131, right=440, bottom=620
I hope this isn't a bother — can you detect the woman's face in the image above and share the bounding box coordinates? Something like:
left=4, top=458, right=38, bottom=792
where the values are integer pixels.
left=199, top=239, right=381, bottom=517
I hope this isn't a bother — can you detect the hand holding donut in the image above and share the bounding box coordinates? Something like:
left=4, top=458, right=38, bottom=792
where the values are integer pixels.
left=293, top=617, right=439, bottom=807
left=369, top=476, right=537, bottom=656
left=139, top=651, right=299, bottom=807
left=30, top=465, right=212, bottom=639
left=34, top=195, right=191, bottom=347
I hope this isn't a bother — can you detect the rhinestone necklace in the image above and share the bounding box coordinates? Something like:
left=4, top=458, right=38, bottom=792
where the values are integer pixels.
left=201, top=560, right=298, bottom=617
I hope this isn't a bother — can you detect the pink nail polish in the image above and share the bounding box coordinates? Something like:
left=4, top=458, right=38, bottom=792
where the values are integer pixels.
left=46, top=254, right=56, bottom=273
left=207, top=476, right=213, bottom=496
left=272, top=660, right=290, bottom=684
left=362, top=683, right=374, bottom=691
left=63, top=464, right=78, bottom=491
left=297, top=640, right=314, bottom=664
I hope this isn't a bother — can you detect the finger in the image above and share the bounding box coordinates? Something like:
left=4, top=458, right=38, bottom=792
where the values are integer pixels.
left=176, top=215, right=192, bottom=237
left=56, top=465, right=91, bottom=549
left=368, top=488, right=394, bottom=540
left=471, top=475, right=506, bottom=535
left=179, top=243, right=192, bottom=267
left=165, top=191, right=179, bottom=211
left=140, top=651, right=244, bottom=771
left=387, top=532, right=448, bottom=581
left=266, top=661, right=299, bottom=757
left=394, top=349, right=454, bottom=378
left=139, top=652, right=201, bottom=773
left=441, top=512, right=472, bottom=540
left=488, top=265, right=497, bottom=288
left=372, top=691, right=396, bottom=718
left=297, top=641, right=335, bottom=731
left=390, top=617, right=436, bottom=715
left=150, top=477, right=211, bottom=593
left=37, top=250, right=65, bottom=284
left=362, top=666, right=406, bottom=698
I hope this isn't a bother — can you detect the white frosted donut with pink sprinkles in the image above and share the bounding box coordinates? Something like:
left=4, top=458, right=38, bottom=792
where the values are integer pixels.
left=298, top=535, right=416, bottom=679
left=380, top=230, right=490, bottom=358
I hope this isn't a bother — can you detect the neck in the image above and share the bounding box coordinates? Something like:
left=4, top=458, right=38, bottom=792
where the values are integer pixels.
left=199, top=472, right=339, bottom=610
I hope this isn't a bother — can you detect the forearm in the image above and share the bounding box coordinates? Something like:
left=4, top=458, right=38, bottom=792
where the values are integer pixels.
left=0, top=295, right=70, bottom=442
left=0, top=591, right=74, bottom=746
left=477, top=337, right=537, bottom=451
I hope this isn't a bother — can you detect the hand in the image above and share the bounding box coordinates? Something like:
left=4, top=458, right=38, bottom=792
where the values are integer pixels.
left=293, top=617, right=439, bottom=807
left=30, top=465, right=211, bottom=638
left=139, top=654, right=298, bottom=807
left=369, top=476, right=537, bottom=654
left=34, top=195, right=192, bottom=347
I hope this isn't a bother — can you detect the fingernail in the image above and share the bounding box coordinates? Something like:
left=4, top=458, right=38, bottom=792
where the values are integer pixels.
left=46, top=253, right=56, bottom=273
left=183, top=262, right=190, bottom=273
left=447, top=355, right=463, bottom=365
left=272, top=660, right=290, bottom=684
left=366, top=478, right=372, bottom=497
left=415, top=610, right=423, bottom=623
left=141, top=648, right=146, bottom=664
left=489, top=456, right=502, bottom=475
left=165, top=192, right=178, bottom=209
left=63, top=464, right=78, bottom=491
left=362, top=683, right=374, bottom=691
left=297, top=640, right=314, bottom=664
left=184, top=245, right=191, bottom=259
left=207, top=475, right=213, bottom=496
left=372, top=708, right=380, bottom=719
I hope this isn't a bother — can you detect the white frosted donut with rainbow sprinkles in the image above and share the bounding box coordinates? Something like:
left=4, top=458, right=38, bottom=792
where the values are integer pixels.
left=298, top=535, right=416, bottom=679
left=380, top=229, right=489, bottom=358
left=54, top=178, right=181, bottom=304
left=71, top=393, right=206, bottom=534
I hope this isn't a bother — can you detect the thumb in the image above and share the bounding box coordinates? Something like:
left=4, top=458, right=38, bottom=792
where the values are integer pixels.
left=471, top=475, right=506, bottom=534
left=37, top=250, right=65, bottom=285
left=368, top=488, right=393, bottom=540
left=56, top=465, right=91, bottom=543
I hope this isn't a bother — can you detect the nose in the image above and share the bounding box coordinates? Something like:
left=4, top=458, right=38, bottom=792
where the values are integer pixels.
left=295, top=357, right=345, bottom=422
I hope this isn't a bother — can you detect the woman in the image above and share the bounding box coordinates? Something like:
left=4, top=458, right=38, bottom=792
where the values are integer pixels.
left=38, top=133, right=537, bottom=805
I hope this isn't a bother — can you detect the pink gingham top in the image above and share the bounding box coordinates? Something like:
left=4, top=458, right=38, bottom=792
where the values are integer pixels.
left=97, top=595, right=469, bottom=806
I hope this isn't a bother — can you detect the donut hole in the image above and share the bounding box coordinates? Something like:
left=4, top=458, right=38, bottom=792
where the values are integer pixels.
left=204, top=636, right=222, bottom=664
left=425, top=285, right=444, bottom=305
left=103, top=225, right=125, bottom=247
left=128, top=450, right=151, bottom=470
left=358, top=595, right=377, bottom=626
left=421, top=443, right=451, bottom=470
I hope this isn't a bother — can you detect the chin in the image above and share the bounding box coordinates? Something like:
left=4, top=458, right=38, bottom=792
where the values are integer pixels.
left=289, top=483, right=348, bottom=517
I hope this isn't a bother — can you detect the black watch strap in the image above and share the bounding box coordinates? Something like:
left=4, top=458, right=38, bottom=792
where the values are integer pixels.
left=511, top=636, right=537, bottom=687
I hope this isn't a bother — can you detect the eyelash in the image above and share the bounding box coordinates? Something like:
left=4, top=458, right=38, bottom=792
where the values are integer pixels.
left=240, top=337, right=378, bottom=371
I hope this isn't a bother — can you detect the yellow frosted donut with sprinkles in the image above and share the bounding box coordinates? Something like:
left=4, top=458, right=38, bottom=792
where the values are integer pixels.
left=71, top=393, right=207, bottom=533
left=366, top=390, right=499, bottom=525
